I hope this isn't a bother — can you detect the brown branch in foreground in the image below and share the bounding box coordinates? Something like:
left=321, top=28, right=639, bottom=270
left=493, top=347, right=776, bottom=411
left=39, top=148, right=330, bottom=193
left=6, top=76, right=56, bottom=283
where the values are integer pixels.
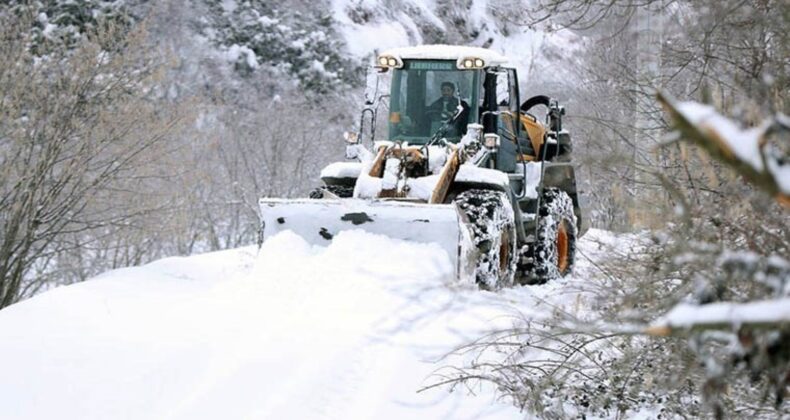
left=656, top=91, right=790, bottom=209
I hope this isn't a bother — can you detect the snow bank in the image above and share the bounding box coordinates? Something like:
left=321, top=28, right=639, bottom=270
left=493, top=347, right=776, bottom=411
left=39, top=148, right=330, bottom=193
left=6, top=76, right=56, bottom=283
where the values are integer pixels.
left=0, top=231, right=515, bottom=419
left=0, top=228, right=624, bottom=419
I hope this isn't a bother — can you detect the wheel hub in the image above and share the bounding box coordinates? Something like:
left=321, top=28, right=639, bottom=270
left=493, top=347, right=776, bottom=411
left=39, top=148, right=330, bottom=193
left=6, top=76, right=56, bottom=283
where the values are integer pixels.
left=556, top=222, right=569, bottom=274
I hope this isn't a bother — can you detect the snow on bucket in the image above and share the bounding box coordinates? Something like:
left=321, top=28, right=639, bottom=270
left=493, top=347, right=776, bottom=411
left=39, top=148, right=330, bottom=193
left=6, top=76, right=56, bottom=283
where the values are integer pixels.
left=259, top=198, right=466, bottom=278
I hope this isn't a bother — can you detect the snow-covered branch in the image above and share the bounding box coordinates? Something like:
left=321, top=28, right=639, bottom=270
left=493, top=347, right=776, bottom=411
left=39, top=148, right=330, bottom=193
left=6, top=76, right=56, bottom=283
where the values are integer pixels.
left=645, top=299, right=790, bottom=336
left=657, top=92, right=790, bottom=209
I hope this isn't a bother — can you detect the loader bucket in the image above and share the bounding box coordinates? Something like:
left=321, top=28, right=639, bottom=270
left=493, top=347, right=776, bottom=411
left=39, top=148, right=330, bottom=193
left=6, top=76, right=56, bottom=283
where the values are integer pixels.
left=259, top=198, right=469, bottom=278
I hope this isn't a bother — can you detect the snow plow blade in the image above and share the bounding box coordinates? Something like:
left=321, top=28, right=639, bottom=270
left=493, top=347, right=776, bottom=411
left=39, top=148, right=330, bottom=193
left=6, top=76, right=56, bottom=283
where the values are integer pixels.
left=259, top=198, right=470, bottom=278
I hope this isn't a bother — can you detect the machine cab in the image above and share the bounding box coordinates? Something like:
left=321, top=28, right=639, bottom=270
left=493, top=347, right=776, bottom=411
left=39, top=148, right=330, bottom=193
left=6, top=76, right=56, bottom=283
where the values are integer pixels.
left=375, top=46, right=540, bottom=169
left=385, top=59, right=481, bottom=144
left=376, top=46, right=516, bottom=145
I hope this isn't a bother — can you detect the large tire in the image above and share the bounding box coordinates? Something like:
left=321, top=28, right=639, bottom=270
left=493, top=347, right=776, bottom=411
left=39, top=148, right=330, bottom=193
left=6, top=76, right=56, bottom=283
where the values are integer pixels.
left=309, top=185, right=354, bottom=199
left=455, top=189, right=517, bottom=290
left=522, top=188, right=577, bottom=284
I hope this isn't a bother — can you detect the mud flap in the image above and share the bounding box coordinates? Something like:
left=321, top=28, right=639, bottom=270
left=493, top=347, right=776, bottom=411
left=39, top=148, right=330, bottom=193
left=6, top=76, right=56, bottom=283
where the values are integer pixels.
left=259, top=198, right=475, bottom=281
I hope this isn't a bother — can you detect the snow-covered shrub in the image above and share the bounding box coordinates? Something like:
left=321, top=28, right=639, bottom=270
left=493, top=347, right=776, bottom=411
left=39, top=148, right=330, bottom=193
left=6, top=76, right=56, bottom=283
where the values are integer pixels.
left=431, top=101, right=789, bottom=418
left=637, top=98, right=790, bottom=418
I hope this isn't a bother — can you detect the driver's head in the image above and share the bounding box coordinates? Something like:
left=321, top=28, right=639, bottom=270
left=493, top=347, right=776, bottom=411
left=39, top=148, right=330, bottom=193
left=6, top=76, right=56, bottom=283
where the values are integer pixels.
left=440, top=82, right=455, bottom=98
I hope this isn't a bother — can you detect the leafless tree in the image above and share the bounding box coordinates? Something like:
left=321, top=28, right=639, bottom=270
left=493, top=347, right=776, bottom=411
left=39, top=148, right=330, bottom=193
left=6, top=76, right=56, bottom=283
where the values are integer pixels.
left=0, top=13, right=184, bottom=307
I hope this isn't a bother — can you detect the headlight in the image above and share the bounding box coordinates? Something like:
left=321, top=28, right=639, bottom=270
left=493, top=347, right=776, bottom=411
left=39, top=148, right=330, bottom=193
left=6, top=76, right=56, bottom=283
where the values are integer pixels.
left=376, top=55, right=402, bottom=69
left=458, top=57, right=485, bottom=69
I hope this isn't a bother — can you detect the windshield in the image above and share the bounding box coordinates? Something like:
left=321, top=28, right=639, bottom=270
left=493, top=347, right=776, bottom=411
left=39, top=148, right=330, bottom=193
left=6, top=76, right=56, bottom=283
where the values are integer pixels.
left=388, top=61, right=479, bottom=144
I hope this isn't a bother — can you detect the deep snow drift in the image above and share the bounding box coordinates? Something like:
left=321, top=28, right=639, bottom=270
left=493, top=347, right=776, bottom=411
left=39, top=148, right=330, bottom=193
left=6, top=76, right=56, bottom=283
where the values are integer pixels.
left=0, top=229, right=625, bottom=419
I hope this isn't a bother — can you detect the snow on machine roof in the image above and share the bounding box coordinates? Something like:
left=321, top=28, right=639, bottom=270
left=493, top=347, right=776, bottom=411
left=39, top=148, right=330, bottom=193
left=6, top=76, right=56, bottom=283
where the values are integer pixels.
left=378, top=45, right=510, bottom=68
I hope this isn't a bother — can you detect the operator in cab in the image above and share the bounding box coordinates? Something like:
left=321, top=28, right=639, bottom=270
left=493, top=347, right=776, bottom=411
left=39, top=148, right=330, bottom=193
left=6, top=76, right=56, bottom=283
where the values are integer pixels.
left=427, top=81, right=470, bottom=137
left=428, top=82, right=461, bottom=120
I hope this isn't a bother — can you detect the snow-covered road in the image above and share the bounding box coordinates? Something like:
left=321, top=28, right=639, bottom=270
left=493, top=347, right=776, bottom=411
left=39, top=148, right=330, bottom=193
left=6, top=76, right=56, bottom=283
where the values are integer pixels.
left=0, top=229, right=623, bottom=419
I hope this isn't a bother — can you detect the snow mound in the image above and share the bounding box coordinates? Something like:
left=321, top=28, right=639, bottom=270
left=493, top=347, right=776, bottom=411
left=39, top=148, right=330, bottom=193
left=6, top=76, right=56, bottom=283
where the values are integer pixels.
left=0, top=229, right=627, bottom=419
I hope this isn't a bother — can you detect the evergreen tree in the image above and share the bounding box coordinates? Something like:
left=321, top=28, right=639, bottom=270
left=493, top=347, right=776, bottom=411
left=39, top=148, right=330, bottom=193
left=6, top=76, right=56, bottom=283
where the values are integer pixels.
left=205, top=0, right=362, bottom=94
left=3, top=0, right=131, bottom=54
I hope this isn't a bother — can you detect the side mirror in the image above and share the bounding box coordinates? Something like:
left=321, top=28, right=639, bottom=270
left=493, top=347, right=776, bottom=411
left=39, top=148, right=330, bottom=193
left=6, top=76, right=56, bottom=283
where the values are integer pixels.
left=548, top=102, right=564, bottom=132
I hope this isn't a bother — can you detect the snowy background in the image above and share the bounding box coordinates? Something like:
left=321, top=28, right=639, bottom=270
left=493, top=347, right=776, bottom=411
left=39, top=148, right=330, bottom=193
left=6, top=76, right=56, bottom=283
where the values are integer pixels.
left=0, top=0, right=788, bottom=418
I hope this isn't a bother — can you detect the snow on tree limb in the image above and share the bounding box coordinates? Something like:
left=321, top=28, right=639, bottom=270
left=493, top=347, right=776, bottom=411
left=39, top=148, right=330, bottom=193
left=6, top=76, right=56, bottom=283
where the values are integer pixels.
left=657, top=92, right=790, bottom=209
left=645, top=299, right=790, bottom=337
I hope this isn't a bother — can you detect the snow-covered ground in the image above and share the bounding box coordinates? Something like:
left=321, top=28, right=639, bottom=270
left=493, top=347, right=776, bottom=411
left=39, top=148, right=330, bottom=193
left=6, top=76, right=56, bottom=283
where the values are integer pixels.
left=0, top=229, right=626, bottom=419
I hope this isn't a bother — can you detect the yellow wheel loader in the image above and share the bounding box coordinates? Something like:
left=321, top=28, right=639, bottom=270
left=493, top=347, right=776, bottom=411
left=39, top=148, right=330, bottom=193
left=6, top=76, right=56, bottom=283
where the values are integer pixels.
left=259, top=45, right=586, bottom=289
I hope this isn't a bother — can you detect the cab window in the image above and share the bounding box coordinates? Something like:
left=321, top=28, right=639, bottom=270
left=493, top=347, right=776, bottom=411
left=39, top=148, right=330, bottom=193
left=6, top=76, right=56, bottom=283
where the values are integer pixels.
left=388, top=61, right=479, bottom=144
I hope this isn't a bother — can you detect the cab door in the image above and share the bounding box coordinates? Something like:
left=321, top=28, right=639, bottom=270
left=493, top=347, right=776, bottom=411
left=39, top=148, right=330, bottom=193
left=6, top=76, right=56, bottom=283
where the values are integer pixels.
left=483, top=68, right=521, bottom=172
left=501, top=68, right=525, bottom=142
